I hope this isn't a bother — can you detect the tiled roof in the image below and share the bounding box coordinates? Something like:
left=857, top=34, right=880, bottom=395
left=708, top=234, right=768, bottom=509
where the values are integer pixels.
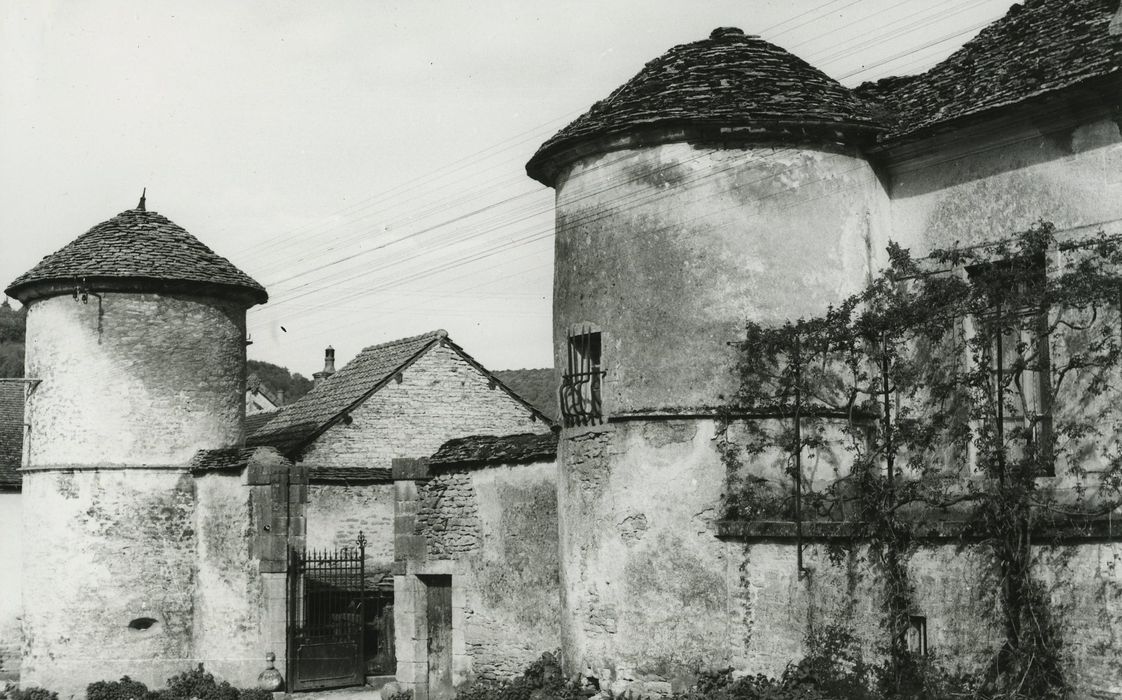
left=5, top=207, right=267, bottom=305
left=188, top=447, right=259, bottom=473
left=527, top=26, right=882, bottom=184
left=493, top=368, right=558, bottom=423
left=0, top=382, right=24, bottom=489
left=429, top=431, right=558, bottom=469
left=855, top=0, right=1122, bottom=141
left=245, top=408, right=282, bottom=438
left=309, top=466, right=393, bottom=484
left=247, top=330, right=553, bottom=455
left=247, top=330, right=448, bottom=453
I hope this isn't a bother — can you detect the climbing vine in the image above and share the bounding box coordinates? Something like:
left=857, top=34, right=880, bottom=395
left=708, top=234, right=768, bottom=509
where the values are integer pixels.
left=722, top=221, right=1122, bottom=698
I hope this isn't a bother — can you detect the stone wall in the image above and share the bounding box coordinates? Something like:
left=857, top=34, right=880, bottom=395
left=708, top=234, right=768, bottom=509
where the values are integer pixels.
left=394, top=459, right=561, bottom=698
left=887, top=115, right=1122, bottom=260
left=20, top=469, right=198, bottom=697
left=552, top=141, right=888, bottom=415
left=192, top=449, right=303, bottom=689
left=556, top=418, right=1122, bottom=698
left=306, top=483, right=394, bottom=570
left=23, top=292, right=245, bottom=467
left=300, top=342, right=546, bottom=472
left=0, top=491, right=21, bottom=681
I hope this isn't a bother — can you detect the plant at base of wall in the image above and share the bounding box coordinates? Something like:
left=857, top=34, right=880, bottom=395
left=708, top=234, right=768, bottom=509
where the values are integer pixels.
left=82, top=667, right=276, bottom=700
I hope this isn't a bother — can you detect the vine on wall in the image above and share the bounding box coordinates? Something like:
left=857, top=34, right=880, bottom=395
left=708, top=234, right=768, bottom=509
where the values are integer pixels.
left=722, top=222, right=1122, bottom=698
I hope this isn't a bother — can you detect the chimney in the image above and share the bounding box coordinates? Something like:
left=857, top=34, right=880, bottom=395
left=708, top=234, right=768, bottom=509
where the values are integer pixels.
left=276, top=388, right=285, bottom=407
left=313, top=346, right=336, bottom=387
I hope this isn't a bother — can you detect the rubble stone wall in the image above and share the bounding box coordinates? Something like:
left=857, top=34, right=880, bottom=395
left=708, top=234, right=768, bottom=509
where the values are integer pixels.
left=395, top=460, right=561, bottom=697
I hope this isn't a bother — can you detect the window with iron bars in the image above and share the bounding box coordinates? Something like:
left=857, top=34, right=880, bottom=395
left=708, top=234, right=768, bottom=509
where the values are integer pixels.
left=967, top=255, right=1054, bottom=476
left=560, top=327, right=604, bottom=427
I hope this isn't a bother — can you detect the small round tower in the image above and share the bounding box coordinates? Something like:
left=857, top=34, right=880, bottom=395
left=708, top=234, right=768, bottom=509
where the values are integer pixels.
left=528, top=28, right=887, bottom=684
left=5, top=197, right=267, bottom=693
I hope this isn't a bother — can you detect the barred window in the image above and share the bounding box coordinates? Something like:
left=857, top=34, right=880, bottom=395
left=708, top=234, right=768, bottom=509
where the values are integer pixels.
left=559, top=327, right=604, bottom=427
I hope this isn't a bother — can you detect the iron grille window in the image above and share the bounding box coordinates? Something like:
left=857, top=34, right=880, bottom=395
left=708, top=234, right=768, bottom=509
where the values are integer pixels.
left=560, top=327, right=604, bottom=427
left=968, top=256, right=1054, bottom=476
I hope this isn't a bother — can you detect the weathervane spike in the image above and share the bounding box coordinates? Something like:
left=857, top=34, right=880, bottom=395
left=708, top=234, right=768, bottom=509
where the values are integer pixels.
left=138, top=188, right=146, bottom=211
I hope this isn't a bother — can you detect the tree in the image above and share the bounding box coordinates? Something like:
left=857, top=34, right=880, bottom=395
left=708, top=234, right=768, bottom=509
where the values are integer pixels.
left=0, top=300, right=26, bottom=378
left=247, top=359, right=313, bottom=404
left=723, top=222, right=1122, bottom=698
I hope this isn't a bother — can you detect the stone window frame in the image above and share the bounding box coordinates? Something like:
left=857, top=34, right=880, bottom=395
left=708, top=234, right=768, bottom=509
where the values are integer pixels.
left=963, top=254, right=1055, bottom=478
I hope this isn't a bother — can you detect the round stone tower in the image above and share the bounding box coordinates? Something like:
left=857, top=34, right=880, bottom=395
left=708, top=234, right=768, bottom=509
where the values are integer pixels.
left=527, top=28, right=888, bottom=686
left=5, top=198, right=267, bottom=693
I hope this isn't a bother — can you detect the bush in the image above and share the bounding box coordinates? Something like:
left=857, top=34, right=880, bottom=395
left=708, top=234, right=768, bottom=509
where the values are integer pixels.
left=1, top=688, right=59, bottom=700
left=86, top=666, right=274, bottom=700
left=88, top=676, right=151, bottom=700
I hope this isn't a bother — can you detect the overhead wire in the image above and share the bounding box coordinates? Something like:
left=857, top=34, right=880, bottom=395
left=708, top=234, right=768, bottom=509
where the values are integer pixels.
left=237, top=0, right=934, bottom=276
left=257, top=92, right=1105, bottom=343
left=249, top=2, right=1036, bottom=348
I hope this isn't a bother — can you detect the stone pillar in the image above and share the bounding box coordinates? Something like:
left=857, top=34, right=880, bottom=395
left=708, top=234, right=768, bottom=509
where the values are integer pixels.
left=392, top=458, right=430, bottom=697
left=191, top=448, right=305, bottom=689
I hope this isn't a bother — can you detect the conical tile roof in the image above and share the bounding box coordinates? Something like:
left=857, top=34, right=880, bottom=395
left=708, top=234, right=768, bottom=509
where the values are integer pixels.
left=526, top=27, right=883, bottom=185
left=6, top=206, right=267, bottom=305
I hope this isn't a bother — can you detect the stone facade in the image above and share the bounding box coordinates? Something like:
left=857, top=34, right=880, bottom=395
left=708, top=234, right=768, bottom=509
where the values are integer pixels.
left=298, top=340, right=546, bottom=583
left=300, top=342, right=545, bottom=471
left=538, top=11, right=1122, bottom=699
left=393, top=458, right=561, bottom=699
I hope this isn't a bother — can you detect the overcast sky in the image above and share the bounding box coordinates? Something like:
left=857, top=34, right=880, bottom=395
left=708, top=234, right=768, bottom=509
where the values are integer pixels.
left=0, top=0, right=1018, bottom=378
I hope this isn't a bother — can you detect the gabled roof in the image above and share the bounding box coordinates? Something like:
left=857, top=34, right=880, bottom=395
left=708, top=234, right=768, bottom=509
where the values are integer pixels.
left=856, top=0, right=1121, bottom=141
left=5, top=206, right=267, bottom=306
left=492, top=368, right=558, bottom=423
left=429, top=431, right=558, bottom=470
left=526, top=26, right=882, bottom=185
left=246, top=373, right=278, bottom=405
left=247, top=330, right=552, bottom=455
left=0, top=382, right=24, bottom=490
left=245, top=408, right=282, bottom=438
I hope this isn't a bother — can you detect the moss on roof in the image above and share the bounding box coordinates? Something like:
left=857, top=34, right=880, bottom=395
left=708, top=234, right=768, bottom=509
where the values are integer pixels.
left=856, top=0, right=1122, bottom=141
left=527, top=26, right=883, bottom=184
left=6, top=207, right=267, bottom=305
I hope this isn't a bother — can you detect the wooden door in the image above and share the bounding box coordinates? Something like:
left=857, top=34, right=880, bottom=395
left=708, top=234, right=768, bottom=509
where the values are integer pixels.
left=424, top=576, right=453, bottom=700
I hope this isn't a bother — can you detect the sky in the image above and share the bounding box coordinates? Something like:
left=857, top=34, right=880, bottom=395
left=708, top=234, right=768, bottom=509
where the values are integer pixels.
left=0, top=0, right=1020, bottom=379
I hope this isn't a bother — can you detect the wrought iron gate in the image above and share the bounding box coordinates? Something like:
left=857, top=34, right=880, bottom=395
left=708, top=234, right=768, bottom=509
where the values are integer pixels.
left=288, top=534, right=366, bottom=691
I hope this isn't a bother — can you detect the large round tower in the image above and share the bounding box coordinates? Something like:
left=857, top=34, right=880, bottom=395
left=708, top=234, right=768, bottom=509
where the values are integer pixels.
left=527, top=28, right=888, bottom=686
left=5, top=198, right=267, bottom=693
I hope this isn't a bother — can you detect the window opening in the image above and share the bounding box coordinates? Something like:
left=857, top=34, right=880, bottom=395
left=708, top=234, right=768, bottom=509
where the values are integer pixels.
left=907, top=615, right=928, bottom=655
left=967, top=256, right=1053, bottom=476
left=560, top=327, right=604, bottom=427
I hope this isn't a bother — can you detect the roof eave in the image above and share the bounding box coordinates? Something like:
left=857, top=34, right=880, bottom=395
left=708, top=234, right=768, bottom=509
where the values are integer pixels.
left=6, top=275, right=268, bottom=307
left=527, top=118, right=885, bottom=187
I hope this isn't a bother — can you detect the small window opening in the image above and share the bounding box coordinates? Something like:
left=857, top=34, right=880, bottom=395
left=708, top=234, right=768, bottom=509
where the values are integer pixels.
left=560, top=327, right=604, bottom=427
left=907, top=615, right=927, bottom=655
left=128, top=617, right=158, bottom=631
